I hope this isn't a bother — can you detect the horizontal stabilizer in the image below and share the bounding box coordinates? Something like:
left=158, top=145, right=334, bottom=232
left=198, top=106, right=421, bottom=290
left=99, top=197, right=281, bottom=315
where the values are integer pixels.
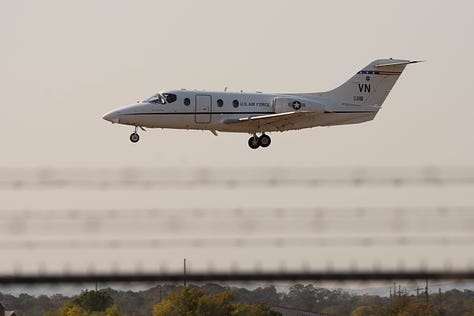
left=374, top=60, right=424, bottom=68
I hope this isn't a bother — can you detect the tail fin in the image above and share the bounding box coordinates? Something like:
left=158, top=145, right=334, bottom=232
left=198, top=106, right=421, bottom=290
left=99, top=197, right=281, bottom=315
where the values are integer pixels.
left=310, top=59, right=421, bottom=106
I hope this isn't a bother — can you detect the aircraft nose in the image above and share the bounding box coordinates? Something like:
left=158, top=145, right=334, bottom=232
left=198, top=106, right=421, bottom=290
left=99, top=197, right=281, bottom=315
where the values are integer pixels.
left=102, top=110, right=119, bottom=123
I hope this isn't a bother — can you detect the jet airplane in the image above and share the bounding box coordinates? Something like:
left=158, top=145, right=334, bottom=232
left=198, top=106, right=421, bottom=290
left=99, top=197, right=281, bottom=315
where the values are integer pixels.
left=102, top=59, right=420, bottom=149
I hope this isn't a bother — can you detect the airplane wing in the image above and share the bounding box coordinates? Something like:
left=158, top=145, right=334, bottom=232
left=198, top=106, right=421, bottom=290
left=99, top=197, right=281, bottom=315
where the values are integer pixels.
left=223, top=111, right=315, bottom=131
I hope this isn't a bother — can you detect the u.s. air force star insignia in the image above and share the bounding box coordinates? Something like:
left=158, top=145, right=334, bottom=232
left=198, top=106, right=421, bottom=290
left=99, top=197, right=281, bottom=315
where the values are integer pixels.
left=291, top=100, right=302, bottom=110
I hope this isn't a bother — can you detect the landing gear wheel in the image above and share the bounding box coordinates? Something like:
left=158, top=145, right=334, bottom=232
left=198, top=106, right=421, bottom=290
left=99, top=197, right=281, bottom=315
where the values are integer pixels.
left=248, top=136, right=260, bottom=149
left=259, top=134, right=271, bottom=148
left=130, top=132, right=140, bottom=143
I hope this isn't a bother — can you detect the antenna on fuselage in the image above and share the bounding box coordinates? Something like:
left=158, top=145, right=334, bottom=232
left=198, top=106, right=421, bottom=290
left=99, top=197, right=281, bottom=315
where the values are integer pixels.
left=224, top=87, right=228, bottom=92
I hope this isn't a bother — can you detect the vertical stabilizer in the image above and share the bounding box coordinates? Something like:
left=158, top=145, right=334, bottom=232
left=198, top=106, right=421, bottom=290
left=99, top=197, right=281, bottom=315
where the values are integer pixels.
left=305, top=59, right=420, bottom=106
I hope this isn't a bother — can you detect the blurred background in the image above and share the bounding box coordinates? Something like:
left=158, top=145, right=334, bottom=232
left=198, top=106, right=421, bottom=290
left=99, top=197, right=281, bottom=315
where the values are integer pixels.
left=1, top=0, right=474, bottom=295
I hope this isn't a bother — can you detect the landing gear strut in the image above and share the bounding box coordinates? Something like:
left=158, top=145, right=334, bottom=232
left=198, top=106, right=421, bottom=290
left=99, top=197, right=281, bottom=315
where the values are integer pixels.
left=247, top=133, right=271, bottom=149
left=130, top=126, right=140, bottom=143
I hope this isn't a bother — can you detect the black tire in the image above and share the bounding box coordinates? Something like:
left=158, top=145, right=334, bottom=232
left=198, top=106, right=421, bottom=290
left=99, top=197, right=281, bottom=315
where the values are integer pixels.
left=130, top=133, right=140, bottom=143
left=248, top=136, right=260, bottom=149
left=259, top=134, right=271, bottom=148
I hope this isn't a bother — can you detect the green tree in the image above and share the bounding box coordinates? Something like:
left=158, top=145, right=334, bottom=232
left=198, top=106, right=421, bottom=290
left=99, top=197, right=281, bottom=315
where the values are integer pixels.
left=404, top=302, right=432, bottom=316
left=73, top=290, right=114, bottom=313
left=196, top=290, right=234, bottom=315
left=351, top=305, right=382, bottom=316
left=383, top=295, right=412, bottom=316
left=153, top=287, right=203, bottom=316
left=51, top=301, right=124, bottom=316
left=59, top=301, right=88, bottom=316
left=105, top=305, right=126, bottom=316
left=351, top=296, right=432, bottom=316
left=153, top=287, right=280, bottom=316
left=232, top=303, right=281, bottom=316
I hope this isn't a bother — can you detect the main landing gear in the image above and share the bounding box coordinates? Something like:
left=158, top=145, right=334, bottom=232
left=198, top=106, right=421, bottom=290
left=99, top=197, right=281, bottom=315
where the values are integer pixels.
left=248, top=133, right=271, bottom=149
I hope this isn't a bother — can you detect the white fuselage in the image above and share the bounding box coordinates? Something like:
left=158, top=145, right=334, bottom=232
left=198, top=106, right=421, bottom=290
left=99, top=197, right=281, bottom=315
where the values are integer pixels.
left=103, top=58, right=418, bottom=148
left=103, top=90, right=379, bottom=134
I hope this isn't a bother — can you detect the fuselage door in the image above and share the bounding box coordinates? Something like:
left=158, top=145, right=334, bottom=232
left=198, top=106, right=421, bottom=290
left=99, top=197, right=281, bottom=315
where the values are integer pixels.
left=195, top=95, right=212, bottom=123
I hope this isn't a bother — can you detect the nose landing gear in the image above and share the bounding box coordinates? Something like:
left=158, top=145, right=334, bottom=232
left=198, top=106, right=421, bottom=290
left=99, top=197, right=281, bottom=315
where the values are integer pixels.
left=130, top=132, right=140, bottom=143
left=129, top=126, right=144, bottom=143
left=247, top=133, right=271, bottom=149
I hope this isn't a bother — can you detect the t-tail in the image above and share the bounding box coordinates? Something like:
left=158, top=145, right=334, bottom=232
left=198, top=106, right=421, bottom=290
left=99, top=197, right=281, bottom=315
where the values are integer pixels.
left=304, top=59, right=422, bottom=106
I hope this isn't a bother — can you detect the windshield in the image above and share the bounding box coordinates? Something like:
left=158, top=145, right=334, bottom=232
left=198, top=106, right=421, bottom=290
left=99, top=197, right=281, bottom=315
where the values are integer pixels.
left=144, top=93, right=166, bottom=104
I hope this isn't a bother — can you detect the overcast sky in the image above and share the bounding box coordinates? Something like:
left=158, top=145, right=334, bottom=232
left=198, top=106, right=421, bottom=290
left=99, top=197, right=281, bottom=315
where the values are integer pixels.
left=1, top=0, right=474, bottom=285
left=1, top=0, right=473, bottom=168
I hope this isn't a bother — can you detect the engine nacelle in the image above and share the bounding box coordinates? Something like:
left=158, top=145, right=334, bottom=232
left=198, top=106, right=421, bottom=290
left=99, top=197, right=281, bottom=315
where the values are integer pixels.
left=273, top=97, right=326, bottom=114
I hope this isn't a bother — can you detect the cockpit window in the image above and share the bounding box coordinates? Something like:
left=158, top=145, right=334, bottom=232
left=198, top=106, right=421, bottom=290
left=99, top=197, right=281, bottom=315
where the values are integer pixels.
left=163, top=93, right=177, bottom=103
left=144, top=93, right=166, bottom=104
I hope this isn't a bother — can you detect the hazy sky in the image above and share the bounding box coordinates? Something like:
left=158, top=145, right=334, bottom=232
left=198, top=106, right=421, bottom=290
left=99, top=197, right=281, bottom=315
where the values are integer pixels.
left=1, top=1, right=474, bottom=284
left=1, top=0, right=473, bottom=168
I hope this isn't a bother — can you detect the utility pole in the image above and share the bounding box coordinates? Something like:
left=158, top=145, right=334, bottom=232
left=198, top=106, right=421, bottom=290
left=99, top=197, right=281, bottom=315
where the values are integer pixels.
left=183, top=258, right=187, bottom=288
left=394, top=282, right=397, bottom=299
left=425, top=279, right=429, bottom=304
left=415, top=286, right=425, bottom=303
left=438, top=288, right=442, bottom=309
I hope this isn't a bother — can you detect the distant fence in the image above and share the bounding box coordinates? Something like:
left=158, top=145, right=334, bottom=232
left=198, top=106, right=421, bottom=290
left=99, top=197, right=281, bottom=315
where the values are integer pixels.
left=1, top=166, right=474, bottom=189
left=1, top=271, right=474, bottom=285
left=1, top=167, right=473, bottom=284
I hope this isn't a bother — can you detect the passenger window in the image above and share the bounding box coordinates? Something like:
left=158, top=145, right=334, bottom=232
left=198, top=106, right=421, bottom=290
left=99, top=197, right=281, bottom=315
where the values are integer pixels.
left=233, top=100, right=239, bottom=108
left=184, top=98, right=191, bottom=106
left=163, top=93, right=177, bottom=103
left=217, top=99, right=224, bottom=107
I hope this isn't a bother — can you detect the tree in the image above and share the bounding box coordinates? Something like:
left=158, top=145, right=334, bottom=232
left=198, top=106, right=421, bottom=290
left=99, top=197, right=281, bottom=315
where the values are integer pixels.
left=405, top=302, right=432, bottom=316
left=73, top=290, right=114, bottom=313
left=59, top=302, right=88, bottom=316
left=105, top=305, right=126, bottom=316
left=51, top=301, right=124, bottom=316
left=153, top=287, right=280, bottom=316
left=232, top=303, right=281, bottom=316
left=283, top=284, right=331, bottom=311
left=153, top=287, right=203, bottom=316
left=350, top=305, right=382, bottom=316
